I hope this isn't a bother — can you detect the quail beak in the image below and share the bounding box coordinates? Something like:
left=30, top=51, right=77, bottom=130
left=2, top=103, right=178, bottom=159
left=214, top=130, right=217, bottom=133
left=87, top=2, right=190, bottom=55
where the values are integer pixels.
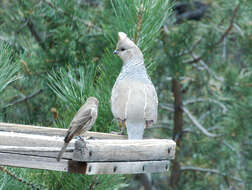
left=113, top=49, right=119, bottom=54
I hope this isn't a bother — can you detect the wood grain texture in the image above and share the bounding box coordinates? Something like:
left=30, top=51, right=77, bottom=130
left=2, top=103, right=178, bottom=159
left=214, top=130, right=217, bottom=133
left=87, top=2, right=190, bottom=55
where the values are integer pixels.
left=0, top=131, right=72, bottom=147
left=0, top=122, right=176, bottom=174
left=0, top=122, right=126, bottom=139
left=0, top=131, right=176, bottom=162
left=0, top=132, right=73, bottom=160
left=0, top=152, right=68, bottom=172
left=0, top=145, right=73, bottom=159
left=73, top=139, right=176, bottom=162
left=85, top=160, right=170, bottom=175
left=0, top=152, right=170, bottom=175
left=0, top=132, right=176, bottom=161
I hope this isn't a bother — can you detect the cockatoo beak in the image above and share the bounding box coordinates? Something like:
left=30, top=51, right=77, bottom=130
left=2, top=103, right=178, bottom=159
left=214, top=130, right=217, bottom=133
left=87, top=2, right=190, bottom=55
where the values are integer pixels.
left=113, top=49, right=119, bottom=54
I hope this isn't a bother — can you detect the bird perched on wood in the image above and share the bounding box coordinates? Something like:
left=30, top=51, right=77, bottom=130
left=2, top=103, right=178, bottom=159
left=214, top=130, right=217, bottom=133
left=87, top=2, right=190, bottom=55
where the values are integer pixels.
left=56, top=97, right=98, bottom=161
left=111, top=32, right=158, bottom=139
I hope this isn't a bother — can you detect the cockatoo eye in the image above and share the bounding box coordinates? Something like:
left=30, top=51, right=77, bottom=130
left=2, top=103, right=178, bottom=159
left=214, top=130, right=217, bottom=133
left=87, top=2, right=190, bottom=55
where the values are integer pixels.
left=120, top=48, right=126, bottom=51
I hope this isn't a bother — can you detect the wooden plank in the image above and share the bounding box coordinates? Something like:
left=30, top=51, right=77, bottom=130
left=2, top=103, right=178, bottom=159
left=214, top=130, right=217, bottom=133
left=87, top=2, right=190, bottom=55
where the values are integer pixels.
left=0, top=152, right=170, bottom=174
left=0, top=146, right=63, bottom=151
left=0, top=131, right=176, bottom=162
left=0, top=122, right=175, bottom=174
left=0, top=152, right=69, bottom=172
left=0, top=131, right=175, bottom=161
left=85, top=160, right=170, bottom=175
left=0, top=122, right=126, bottom=139
left=0, top=145, right=73, bottom=159
left=73, top=139, right=176, bottom=162
left=0, top=152, right=85, bottom=174
left=0, top=131, right=73, bottom=159
left=0, top=131, right=72, bottom=147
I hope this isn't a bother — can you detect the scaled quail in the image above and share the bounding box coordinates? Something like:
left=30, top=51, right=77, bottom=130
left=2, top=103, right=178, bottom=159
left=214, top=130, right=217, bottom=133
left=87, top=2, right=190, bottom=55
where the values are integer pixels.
left=111, top=32, right=158, bottom=139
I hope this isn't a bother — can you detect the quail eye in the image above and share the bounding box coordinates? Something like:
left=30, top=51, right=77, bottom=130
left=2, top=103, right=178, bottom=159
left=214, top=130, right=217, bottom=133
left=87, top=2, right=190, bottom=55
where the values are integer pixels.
left=120, top=47, right=126, bottom=51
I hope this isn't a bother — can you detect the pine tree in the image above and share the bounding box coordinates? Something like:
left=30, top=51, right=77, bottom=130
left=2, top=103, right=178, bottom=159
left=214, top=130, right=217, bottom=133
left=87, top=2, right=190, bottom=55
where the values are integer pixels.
left=154, top=0, right=252, bottom=189
left=0, top=43, right=21, bottom=120
left=0, top=0, right=170, bottom=189
left=0, top=0, right=251, bottom=189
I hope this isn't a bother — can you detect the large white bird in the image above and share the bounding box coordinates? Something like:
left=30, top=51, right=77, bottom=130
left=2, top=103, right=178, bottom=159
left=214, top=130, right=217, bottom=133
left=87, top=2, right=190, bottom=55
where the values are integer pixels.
left=111, top=32, right=158, bottom=139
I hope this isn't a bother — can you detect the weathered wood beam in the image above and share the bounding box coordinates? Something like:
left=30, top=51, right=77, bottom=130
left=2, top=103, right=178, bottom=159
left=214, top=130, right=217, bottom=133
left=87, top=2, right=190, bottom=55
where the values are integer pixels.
left=73, top=139, right=176, bottom=162
left=0, top=131, right=176, bottom=161
left=0, top=131, right=73, bottom=160
left=0, top=152, right=69, bottom=172
left=85, top=160, right=170, bottom=175
left=0, top=122, right=126, bottom=139
left=0, top=122, right=176, bottom=174
left=0, top=131, right=70, bottom=148
left=0, top=145, right=73, bottom=159
left=0, top=152, right=170, bottom=174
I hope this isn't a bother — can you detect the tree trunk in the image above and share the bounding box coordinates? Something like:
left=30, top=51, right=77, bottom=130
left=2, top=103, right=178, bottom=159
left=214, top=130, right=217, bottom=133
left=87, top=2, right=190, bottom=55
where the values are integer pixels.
left=170, top=78, right=183, bottom=188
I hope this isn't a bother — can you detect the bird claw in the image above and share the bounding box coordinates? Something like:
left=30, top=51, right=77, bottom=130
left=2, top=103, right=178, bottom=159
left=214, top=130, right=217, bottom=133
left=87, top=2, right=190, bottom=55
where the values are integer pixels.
left=76, top=136, right=87, bottom=149
left=110, top=129, right=125, bottom=135
left=110, top=131, right=120, bottom=135
left=87, top=136, right=95, bottom=140
left=119, top=128, right=126, bottom=135
left=75, top=136, right=85, bottom=141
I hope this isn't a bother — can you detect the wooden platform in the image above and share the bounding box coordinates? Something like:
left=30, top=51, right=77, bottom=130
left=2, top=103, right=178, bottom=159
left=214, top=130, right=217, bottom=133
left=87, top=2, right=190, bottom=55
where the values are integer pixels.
left=0, top=122, right=176, bottom=175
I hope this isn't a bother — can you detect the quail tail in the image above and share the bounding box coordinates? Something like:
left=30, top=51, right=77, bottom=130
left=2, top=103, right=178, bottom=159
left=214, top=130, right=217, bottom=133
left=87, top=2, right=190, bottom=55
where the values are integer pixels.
left=126, top=120, right=144, bottom=139
left=56, top=142, right=68, bottom=162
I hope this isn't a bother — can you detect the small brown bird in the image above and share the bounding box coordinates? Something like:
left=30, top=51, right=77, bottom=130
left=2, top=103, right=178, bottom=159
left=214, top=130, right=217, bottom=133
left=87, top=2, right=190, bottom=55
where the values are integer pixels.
left=56, top=97, right=98, bottom=161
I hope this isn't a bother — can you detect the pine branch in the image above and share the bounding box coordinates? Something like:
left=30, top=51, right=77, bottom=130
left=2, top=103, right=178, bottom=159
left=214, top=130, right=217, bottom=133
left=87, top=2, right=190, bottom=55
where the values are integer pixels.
left=185, top=52, right=224, bottom=82
left=184, top=55, right=202, bottom=64
left=160, top=103, right=174, bottom=112
left=153, top=122, right=192, bottom=133
left=42, top=0, right=73, bottom=19
left=110, top=0, right=170, bottom=52
left=182, top=106, right=219, bottom=137
left=87, top=176, right=99, bottom=190
left=134, top=3, right=144, bottom=43
left=180, top=166, right=243, bottom=183
left=0, top=43, right=21, bottom=92
left=20, top=59, right=31, bottom=75
left=184, top=98, right=227, bottom=113
left=191, top=53, right=224, bottom=82
left=0, top=166, right=42, bottom=190
left=3, top=89, right=43, bottom=109
left=184, top=4, right=240, bottom=64
left=178, top=38, right=202, bottom=57
left=215, top=4, right=240, bottom=46
left=26, top=19, right=47, bottom=51
left=223, top=140, right=237, bottom=152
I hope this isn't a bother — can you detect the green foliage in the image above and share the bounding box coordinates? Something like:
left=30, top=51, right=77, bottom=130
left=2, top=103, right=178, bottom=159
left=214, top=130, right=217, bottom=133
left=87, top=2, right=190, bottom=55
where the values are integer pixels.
left=110, top=0, right=171, bottom=51
left=48, top=65, right=96, bottom=111
left=1, top=0, right=172, bottom=189
left=0, top=43, right=20, bottom=93
left=22, top=169, right=127, bottom=190
left=0, top=168, right=28, bottom=190
left=155, top=0, right=252, bottom=189
left=0, top=0, right=251, bottom=189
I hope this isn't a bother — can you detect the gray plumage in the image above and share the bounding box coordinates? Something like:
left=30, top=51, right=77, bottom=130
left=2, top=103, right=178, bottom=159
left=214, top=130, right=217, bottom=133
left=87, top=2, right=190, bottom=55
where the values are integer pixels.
left=111, top=32, right=158, bottom=139
left=56, top=97, right=98, bottom=161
